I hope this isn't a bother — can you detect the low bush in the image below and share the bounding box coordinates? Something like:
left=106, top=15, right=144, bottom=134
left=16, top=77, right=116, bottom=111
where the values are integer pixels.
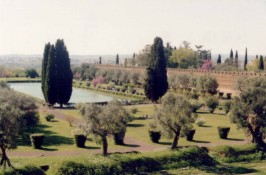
left=224, top=101, right=232, bottom=114
left=55, top=146, right=216, bottom=175
left=30, top=133, right=45, bottom=149
left=205, top=96, right=219, bottom=113
left=217, top=127, right=230, bottom=139
left=196, top=118, right=206, bottom=127
left=190, top=100, right=203, bottom=112
left=148, top=130, right=161, bottom=143
left=74, top=134, right=87, bottom=148
left=45, top=114, right=55, bottom=121
left=212, top=144, right=265, bottom=163
left=3, top=165, right=45, bottom=175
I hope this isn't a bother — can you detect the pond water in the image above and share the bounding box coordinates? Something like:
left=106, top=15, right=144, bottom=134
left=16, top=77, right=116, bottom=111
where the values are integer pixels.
left=9, top=83, right=114, bottom=103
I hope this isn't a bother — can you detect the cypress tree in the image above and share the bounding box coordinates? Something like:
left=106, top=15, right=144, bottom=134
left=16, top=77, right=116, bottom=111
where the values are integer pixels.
left=230, top=49, right=234, bottom=65
left=244, top=48, right=248, bottom=70
left=144, top=37, right=168, bottom=102
left=217, top=54, right=221, bottom=64
left=55, top=39, right=73, bottom=108
left=41, top=43, right=51, bottom=102
left=116, top=54, right=119, bottom=65
left=45, top=45, right=57, bottom=105
left=259, top=55, right=264, bottom=70
left=132, top=53, right=136, bottom=66
left=99, top=56, right=102, bottom=64
left=235, top=50, right=238, bottom=68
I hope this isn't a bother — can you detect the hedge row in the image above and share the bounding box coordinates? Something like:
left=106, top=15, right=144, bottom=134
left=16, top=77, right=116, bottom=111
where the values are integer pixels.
left=55, top=146, right=216, bottom=175
left=1, top=165, right=45, bottom=175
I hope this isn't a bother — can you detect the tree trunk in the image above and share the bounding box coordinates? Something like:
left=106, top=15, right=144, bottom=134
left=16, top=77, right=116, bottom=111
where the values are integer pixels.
left=102, top=136, right=108, bottom=156
left=0, top=147, right=12, bottom=168
left=171, top=131, right=180, bottom=149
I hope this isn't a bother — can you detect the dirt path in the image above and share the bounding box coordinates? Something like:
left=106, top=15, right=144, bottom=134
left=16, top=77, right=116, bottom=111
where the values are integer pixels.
left=8, top=104, right=247, bottom=158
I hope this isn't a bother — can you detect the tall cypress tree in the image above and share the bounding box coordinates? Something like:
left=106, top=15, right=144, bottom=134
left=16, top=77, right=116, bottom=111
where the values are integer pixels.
left=259, top=55, right=264, bottom=70
left=45, top=45, right=57, bottom=105
left=144, top=37, right=168, bottom=102
left=217, top=54, right=221, bottom=64
left=116, top=54, right=119, bottom=65
left=41, top=43, right=51, bottom=102
left=230, top=49, right=234, bottom=65
left=99, top=56, right=102, bottom=64
left=55, top=39, right=73, bottom=108
left=244, top=48, right=248, bottom=70
left=235, top=50, right=238, bottom=68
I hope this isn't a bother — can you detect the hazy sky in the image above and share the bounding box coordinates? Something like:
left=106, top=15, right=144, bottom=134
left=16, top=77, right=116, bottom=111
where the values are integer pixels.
left=1, top=0, right=266, bottom=55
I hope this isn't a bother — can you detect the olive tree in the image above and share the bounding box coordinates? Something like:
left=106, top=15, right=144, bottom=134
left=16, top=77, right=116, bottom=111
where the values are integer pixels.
left=0, top=86, right=38, bottom=168
left=153, top=93, right=197, bottom=149
left=79, top=101, right=130, bottom=156
left=229, top=77, right=266, bottom=148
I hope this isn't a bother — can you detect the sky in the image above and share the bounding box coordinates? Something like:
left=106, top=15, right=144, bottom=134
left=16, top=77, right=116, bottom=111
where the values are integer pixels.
left=1, top=0, right=266, bottom=56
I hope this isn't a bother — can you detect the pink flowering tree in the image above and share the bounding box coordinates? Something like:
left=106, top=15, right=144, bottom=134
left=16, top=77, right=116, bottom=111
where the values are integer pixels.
left=201, top=59, right=213, bottom=71
left=92, top=76, right=105, bottom=87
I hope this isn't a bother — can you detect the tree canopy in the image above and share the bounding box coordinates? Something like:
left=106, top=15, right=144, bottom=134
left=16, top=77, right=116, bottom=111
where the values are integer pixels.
left=230, top=77, right=266, bottom=148
left=152, top=93, right=196, bottom=149
left=144, top=37, right=168, bottom=102
left=42, top=39, right=73, bottom=107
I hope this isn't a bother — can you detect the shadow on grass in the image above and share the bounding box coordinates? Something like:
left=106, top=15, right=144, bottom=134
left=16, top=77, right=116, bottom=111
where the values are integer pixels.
left=200, top=125, right=212, bottom=128
left=39, top=147, right=58, bottom=151
left=18, top=123, right=74, bottom=147
left=191, top=140, right=210, bottom=143
left=122, top=143, right=140, bottom=148
left=127, top=123, right=145, bottom=127
left=77, top=146, right=101, bottom=150
left=226, top=138, right=245, bottom=141
left=199, top=165, right=258, bottom=174
left=157, top=142, right=172, bottom=146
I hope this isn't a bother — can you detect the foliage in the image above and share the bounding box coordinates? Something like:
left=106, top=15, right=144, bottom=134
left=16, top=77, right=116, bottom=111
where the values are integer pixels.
left=144, top=37, right=168, bottom=102
left=42, top=39, right=73, bottom=107
left=55, top=146, right=215, bottom=175
left=186, top=129, right=196, bottom=141
left=116, top=54, right=119, bottom=65
left=217, top=127, right=230, bottom=139
left=224, top=101, right=232, bottom=114
left=45, top=114, right=55, bottom=121
left=229, top=77, right=266, bottom=147
left=190, top=100, right=203, bottom=112
left=196, top=118, right=206, bottom=127
left=258, top=55, right=264, bottom=70
left=25, top=69, right=39, bottom=78
left=217, top=54, right=221, bottom=64
left=113, top=128, right=126, bottom=145
left=247, top=57, right=259, bottom=71
left=78, top=101, right=130, bottom=156
left=153, top=93, right=196, bottom=149
left=92, top=76, right=105, bottom=87
left=72, top=63, right=98, bottom=81
left=170, top=44, right=197, bottom=69
left=0, top=81, right=10, bottom=89
left=205, top=96, right=219, bottom=113
left=201, top=59, right=213, bottom=70
left=3, top=165, right=45, bottom=175
left=197, top=76, right=218, bottom=95
left=131, top=107, right=139, bottom=114
left=244, top=48, right=248, bottom=70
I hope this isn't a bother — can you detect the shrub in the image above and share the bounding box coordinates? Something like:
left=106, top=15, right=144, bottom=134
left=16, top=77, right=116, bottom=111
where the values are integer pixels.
left=74, top=134, right=87, bottom=148
left=131, top=107, right=138, bottom=114
left=217, top=127, right=230, bottom=139
left=30, top=134, right=45, bottom=149
left=113, top=130, right=126, bottom=145
left=21, top=111, right=40, bottom=127
left=224, top=101, right=232, bottom=114
left=148, top=130, right=161, bottom=143
left=4, top=165, right=45, bottom=175
left=45, top=114, right=55, bottom=121
left=205, top=96, right=219, bottom=113
left=190, top=100, right=203, bottom=112
left=186, top=129, right=196, bottom=141
left=196, top=119, right=206, bottom=127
